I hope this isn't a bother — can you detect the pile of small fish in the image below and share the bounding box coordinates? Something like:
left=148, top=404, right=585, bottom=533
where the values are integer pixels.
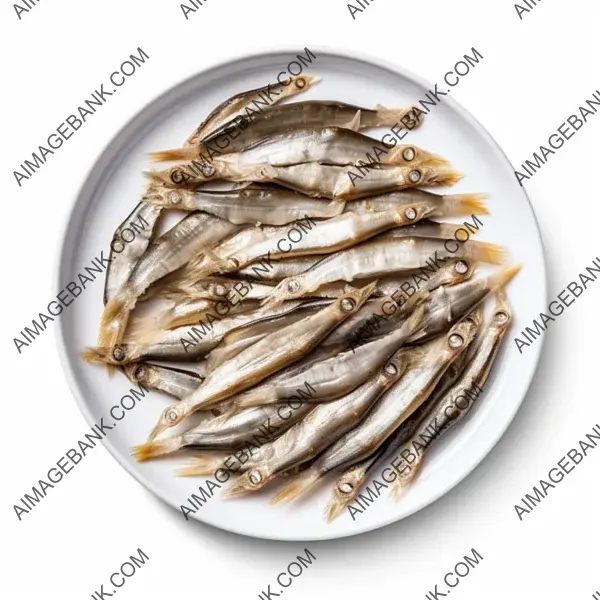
left=83, top=74, right=519, bottom=522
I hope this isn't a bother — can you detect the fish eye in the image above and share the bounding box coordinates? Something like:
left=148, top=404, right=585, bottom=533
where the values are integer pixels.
left=384, top=362, right=398, bottom=377
left=454, top=260, right=469, bottom=274
left=215, top=284, right=228, bottom=296
left=248, top=470, right=262, bottom=485
left=338, top=482, right=354, bottom=494
left=448, top=333, right=464, bottom=349
left=287, top=280, right=300, bottom=293
left=341, top=298, right=356, bottom=313
left=447, top=406, right=460, bottom=419
left=170, top=169, right=184, bottom=184
left=295, top=78, right=306, bottom=89
left=201, top=164, right=215, bottom=178
left=228, top=257, right=240, bottom=269
left=169, top=191, right=182, bottom=205
left=404, top=206, right=417, bottom=220
left=134, top=365, right=146, bottom=379
left=112, top=346, right=125, bottom=362
left=167, top=410, right=178, bottom=423
left=403, top=147, right=416, bottom=162
left=408, top=169, right=421, bottom=183
left=495, top=311, right=509, bottom=324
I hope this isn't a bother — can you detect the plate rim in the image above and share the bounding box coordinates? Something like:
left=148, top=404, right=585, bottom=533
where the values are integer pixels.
left=55, top=45, right=549, bottom=541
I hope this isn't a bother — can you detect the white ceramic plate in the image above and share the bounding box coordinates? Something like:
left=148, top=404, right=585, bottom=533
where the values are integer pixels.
left=56, top=48, right=547, bottom=541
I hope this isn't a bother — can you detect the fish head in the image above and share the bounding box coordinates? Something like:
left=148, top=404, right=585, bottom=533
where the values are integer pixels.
left=398, top=144, right=449, bottom=167
left=285, top=74, right=321, bottom=96
left=406, top=164, right=462, bottom=188
left=143, top=184, right=197, bottom=210
left=447, top=258, right=476, bottom=283
left=148, top=403, right=188, bottom=442
left=490, top=288, right=513, bottom=333
left=81, top=344, right=139, bottom=365
left=443, top=314, right=480, bottom=360
left=122, top=362, right=156, bottom=387
left=337, top=281, right=378, bottom=315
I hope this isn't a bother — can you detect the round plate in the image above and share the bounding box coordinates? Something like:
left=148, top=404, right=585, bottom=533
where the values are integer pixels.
left=56, top=48, right=547, bottom=541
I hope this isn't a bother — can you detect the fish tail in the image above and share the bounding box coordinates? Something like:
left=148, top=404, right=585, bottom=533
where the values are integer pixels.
left=468, top=241, right=507, bottom=265
left=177, top=452, right=230, bottom=477
left=131, top=436, right=184, bottom=461
left=98, top=285, right=137, bottom=348
left=148, top=147, right=201, bottom=162
left=222, top=469, right=268, bottom=498
left=439, top=193, right=490, bottom=217
left=487, top=263, right=522, bottom=290
left=81, top=346, right=113, bottom=364
left=270, top=467, right=321, bottom=505
left=374, top=105, right=424, bottom=128
left=429, top=168, right=463, bottom=187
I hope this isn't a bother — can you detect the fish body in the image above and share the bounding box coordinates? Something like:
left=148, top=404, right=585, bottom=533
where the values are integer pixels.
left=122, top=362, right=203, bottom=398
left=265, top=236, right=504, bottom=305
left=212, top=128, right=443, bottom=171
left=104, top=200, right=162, bottom=305
left=184, top=76, right=319, bottom=146
left=246, top=162, right=460, bottom=200
left=158, top=102, right=422, bottom=161
left=144, top=184, right=344, bottom=225
left=345, top=190, right=487, bottom=219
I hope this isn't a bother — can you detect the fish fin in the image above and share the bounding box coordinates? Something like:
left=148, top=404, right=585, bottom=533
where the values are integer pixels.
left=439, top=193, right=490, bottom=217
left=469, top=242, right=507, bottom=265
left=374, top=105, right=423, bottom=128
left=98, top=284, right=137, bottom=348
left=177, top=452, right=230, bottom=477
left=131, top=436, right=184, bottom=462
left=148, top=147, right=201, bottom=162
left=270, top=467, right=321, bottom=505
left=81, top=346, right=113, bottom=364
left=344, top=110, right=362, bottom=132
left=487, top=263, right=522, bottom=290
left=222, top=469, right=268, bottom=497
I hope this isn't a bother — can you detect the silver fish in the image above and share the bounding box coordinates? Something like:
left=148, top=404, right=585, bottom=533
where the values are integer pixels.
left=183, top=76, right=319, bottom=147
left=143, top=184, right=344, bottom=225
left=83, top=301, right=303, bottom=365
left=271, top=317, right=479, bottom=504
left=265, top=236, right=505, bottom=306
left=389, top=291, right=512, bottom=495
left=147, top=283, right=376, bottom=441
left=345, top=190, right=487, bottom=218
left=210, top=128, right=446, bottom=172
left=122, top=362, right=203, bottom=398
left=104, top=200, right=162, bottom=304
left=242, top=162, right=461, bottom=200
left=152, top=102, right=423, bottom=162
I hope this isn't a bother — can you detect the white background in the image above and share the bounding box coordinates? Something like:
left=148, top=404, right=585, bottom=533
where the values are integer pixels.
left=1, top=0, right=598, bottom=598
